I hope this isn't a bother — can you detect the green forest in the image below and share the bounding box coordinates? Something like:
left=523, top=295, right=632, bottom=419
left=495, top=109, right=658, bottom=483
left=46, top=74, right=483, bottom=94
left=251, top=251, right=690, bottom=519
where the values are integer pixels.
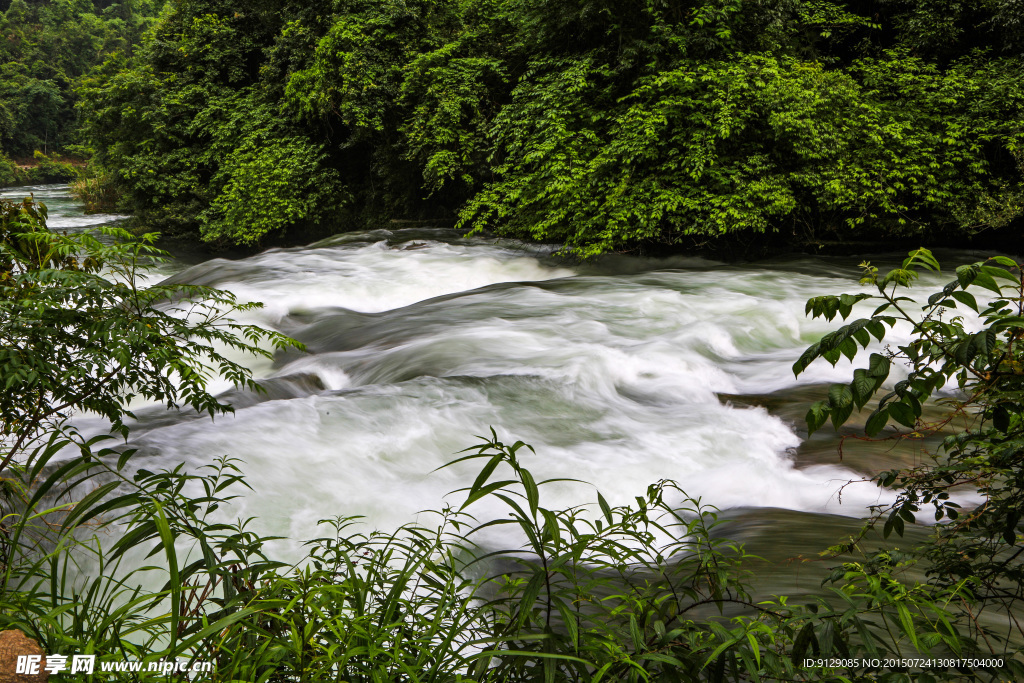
left=0, top=0, right=165, bottom=184
left=1, top=0, right=1022, bottom=255
left=3, top=1, right=1024, bottom=681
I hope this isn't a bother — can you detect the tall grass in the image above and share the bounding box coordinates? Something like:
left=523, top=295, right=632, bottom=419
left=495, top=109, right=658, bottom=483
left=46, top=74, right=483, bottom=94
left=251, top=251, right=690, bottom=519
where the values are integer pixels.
left=1, top=432, right=1016, bottom=682
left=69, top=173, right=119, bottom=213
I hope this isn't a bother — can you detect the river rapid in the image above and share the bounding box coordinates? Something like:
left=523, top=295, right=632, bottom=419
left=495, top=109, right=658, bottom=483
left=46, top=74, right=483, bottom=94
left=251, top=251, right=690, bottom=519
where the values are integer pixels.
left=7, top=184, right=986, bottom=591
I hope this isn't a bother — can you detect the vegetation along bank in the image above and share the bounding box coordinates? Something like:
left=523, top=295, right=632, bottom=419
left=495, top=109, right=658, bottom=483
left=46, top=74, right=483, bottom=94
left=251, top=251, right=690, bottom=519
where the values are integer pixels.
left=2, top=1, right=1023, bottom=256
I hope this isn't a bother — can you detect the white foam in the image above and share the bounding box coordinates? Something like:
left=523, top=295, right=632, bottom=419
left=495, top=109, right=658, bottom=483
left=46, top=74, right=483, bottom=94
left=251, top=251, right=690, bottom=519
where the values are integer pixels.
left=123, top=253, right=923, bottom=547
left=197, top=239, right=576, bottom=324
left=34, top=186, right=980, bottom=550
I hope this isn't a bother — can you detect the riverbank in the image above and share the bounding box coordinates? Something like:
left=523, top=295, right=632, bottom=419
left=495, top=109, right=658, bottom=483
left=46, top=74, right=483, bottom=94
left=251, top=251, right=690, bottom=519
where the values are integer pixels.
left=0, top=152, right=81, bottom=187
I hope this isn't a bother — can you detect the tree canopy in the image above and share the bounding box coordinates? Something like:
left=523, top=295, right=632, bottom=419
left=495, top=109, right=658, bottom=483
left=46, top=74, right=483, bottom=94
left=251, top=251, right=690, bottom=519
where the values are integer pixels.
left=72, top=0, right=1024, bottom=253
left=0, top=0, right=165, bottom=159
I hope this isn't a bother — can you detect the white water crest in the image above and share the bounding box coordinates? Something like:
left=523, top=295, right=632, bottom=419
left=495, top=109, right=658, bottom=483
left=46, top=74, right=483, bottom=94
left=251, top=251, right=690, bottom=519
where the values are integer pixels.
left=124, top=233, right=917, bottom=548
left=31, top=184, right=976, bottom=551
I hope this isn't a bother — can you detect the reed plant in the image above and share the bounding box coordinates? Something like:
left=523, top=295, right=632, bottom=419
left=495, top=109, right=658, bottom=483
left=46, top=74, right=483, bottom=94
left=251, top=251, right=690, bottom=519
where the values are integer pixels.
left=2, top=430, right=1016, bottom=682
left=69, top=173, right=120, bottom=214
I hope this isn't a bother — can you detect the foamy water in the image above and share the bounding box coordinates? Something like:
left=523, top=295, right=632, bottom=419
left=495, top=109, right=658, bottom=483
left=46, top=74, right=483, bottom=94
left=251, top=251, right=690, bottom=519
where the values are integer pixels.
left=125, top=234, right=915, bottom=546
left=24, top=184, right=981, bottom=555
left=1, top=184, right=128, bottom=230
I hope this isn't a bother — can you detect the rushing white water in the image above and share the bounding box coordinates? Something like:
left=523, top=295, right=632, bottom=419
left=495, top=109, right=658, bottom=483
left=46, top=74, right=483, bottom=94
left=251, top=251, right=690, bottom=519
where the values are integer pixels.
left=126, top=239, right=906, bottom=542
left=20, top=184, right=974, bottom=552
left=1, top=183, right=128, bottom=230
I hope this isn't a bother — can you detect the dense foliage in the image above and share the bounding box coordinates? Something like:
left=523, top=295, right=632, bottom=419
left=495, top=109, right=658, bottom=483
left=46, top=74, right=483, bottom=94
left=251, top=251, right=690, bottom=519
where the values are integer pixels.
left=77, top=0, right=1024, bottom=252
left=0, top=0, right=165, bottom=184
left=795, top=248, right=1024, bottom=650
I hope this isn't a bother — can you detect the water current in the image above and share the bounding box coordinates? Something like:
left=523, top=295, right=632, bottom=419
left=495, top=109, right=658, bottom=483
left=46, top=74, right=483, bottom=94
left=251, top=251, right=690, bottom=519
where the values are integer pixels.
left=6, top=184, right=988, bottom=591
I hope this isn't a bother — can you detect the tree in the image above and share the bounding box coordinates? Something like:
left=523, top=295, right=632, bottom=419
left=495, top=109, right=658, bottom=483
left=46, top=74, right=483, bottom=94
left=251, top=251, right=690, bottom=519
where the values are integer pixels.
left=0, top=194, right=297, bottom=474
left=70, top=1, right=1024, bottom=252
left=0, top=0, right=165, bottom=163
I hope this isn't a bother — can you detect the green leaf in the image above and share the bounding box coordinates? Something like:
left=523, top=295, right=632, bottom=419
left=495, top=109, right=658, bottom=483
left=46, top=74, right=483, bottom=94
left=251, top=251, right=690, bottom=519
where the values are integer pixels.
left=866, top=320, right=886, bottom=341
left=806, top=401, right=830, bottom=434
left=828, top=383, right=853, bottom=408
left=865, top=407, right=890, bottom=437
left=460, top=480, right=518, bottom=511
left=981, top=264, right=1019, bottom=282
left=791, top=621, right=817, bottom=663
left=851, top=370, right=876, bottom=409
left=517, top=571, right=546, bottom=626
left=838, top=337, right=858, bottom=362
left=887, top=402, right=916, bottom=428
left=828, top=384, right=854, bottom=429
left=956, top=264, right=979, bottom=288
left=151, top=501, right=180, bottom=653
left=522, top=468, right=540, bottom=518
left=867, top=353, right=890, bottom=379
left=597, top=492, right=613, bottom=525
left=896, top=603, right=918, bottom=649
left=793, top=343, right=822, bottom=376
left=972, top=271, right=1001, bottom=294
left=905, top=248, right=939, bottom=271
left=949, top=290, right=978, bottom=312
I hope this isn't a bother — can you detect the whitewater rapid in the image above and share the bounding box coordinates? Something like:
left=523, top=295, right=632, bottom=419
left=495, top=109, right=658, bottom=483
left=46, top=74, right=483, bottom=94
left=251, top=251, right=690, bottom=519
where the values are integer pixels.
left=130, top=233, right=905, bottom=543
left=13, top=184, right=960, bottom=551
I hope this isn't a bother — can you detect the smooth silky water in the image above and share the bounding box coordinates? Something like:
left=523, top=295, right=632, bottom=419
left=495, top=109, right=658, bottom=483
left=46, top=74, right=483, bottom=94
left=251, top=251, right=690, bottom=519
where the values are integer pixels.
left=9, top=184, right=993, bottom=602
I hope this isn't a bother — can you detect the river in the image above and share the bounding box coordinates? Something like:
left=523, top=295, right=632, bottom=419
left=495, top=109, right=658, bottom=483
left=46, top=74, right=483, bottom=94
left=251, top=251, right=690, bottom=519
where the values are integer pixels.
left=6, top=183, right=983, bottom=596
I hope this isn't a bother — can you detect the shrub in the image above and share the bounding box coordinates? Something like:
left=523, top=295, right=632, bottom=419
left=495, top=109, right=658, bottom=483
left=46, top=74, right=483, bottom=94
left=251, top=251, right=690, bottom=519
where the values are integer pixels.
left=29, top=151, right=78, bottom=183
left=69, top=171, right=121, bottom=213
left=795, top=248, right=1024, bottom=662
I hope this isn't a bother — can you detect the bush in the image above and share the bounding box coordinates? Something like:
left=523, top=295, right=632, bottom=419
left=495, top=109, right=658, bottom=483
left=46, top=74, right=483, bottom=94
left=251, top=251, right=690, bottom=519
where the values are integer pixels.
left=69, top=171, right=121, bottom=213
